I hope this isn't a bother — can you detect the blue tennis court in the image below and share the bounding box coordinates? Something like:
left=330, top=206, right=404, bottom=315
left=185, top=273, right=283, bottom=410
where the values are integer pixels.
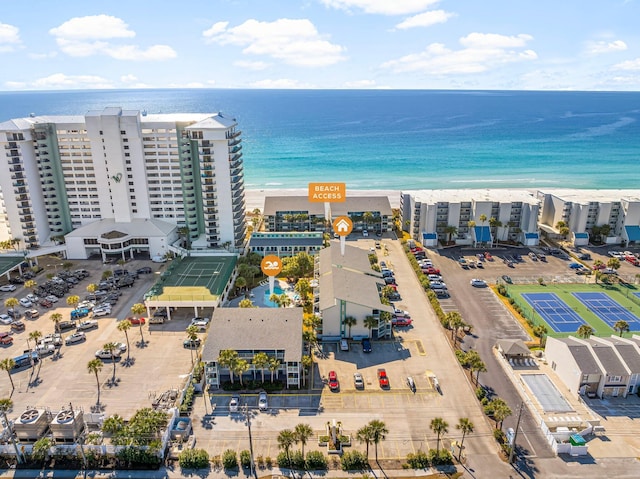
left=522, top=293, right=587, bottom=333
left=573, top=292, right=640, bottom=331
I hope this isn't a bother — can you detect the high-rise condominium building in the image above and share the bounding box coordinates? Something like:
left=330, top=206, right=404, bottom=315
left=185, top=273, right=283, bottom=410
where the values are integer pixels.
left=0, top=107, right=246, bottom=259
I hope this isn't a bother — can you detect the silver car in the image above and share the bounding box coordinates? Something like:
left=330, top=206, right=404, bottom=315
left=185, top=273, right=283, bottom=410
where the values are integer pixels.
left=258, top=391, right=268, bottom=411
left=229, top=396, right=240, bottom=412
left=353, top=372, right=364, bottom=389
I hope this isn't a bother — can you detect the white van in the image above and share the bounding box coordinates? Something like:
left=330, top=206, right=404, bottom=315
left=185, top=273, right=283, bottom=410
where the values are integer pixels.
left=340, top=339, right=349, bottom=351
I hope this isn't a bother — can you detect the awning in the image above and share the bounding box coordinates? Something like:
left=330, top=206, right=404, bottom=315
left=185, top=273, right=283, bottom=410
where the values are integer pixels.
left=422, top=233, right=437, bottom=240
left=574, top=232, right=588, bottom=239
left=474, top=226, right=491, bottom=242
left=524, top=232, right=539, bottom=239
left=625, top=226, right=640, bottom=241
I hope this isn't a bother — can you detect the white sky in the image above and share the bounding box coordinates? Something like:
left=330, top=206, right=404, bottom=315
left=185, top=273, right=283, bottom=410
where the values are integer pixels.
left=1, top=0, right=639, bottom=91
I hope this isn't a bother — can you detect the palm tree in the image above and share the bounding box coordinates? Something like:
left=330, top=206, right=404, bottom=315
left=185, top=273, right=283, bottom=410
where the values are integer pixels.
left=614, top=320, right=630, bottom=337
left=4, top=298, right=18, bottom=315
left=342, top=316, right=357, bottom=338
left=117, top=319, right=132, bottom=361
left=252, top=352, right=269, bottom=383
left=268, top=358, right=281, bottom=383
left=235, top=276, right=247, bottom=294
left=577, top=324, right=595, bottom=339
left=444, top=225, right=458, bottom=244
left=456, top=418, right=474, bottom=460
left=50, top=312, right=63, bottom=333
left=302, top=330, right=318, bottom=352
left=301, top=355, right=312, bottom=386
left=29, top=330, right=42, bottom=354
left=103, top=342, right=119, bottom=382
left=363, top=315, right=377, bottom=338
left=24, top=279, right=36, bottom=295
left=607, top=257, right=621, bottom=271
left=178, top=226, right=191, bottom=250
left=533, top=324, right=548, bottom=347
left=277, top=429, right=296, bottom=467
left=87, top=358, right=103, bottom=405
left=369, top=419, right=388, bottom=462
left=66, top=295, right=80, bottom=311
left=232, top=359, right=250, bottom=386
left=238, top=299, right=255, bottom=308
left=446, top=311, right=463, bottom=342
left=430, top=417, right=449, bottom=453
left=131, top=303, right=146, bottom=344
left=185, top=325, right=199, bottom=364
left=490, top=399, right=512, bottom=430
left=218, top=349, right=239, bottom=384
left=465, top=350, right=486, bottom=385
left=489, top=217, right=502, bottom=242
left=363, top=211, right=374, bottom=229
left=278, top=293, right=291, bottom=308
left=86, top=283, right=98, bottom=294
left=356, top=424, right=374, bottom=458
left=0, top=358, right=16, bottom=391
left=269, top=293, right=283, bottom=307
left=294, top=423, right=314, bottom=459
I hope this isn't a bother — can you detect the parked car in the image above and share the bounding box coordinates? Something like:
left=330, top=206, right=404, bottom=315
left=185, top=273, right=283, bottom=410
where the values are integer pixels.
left=407, top=376, right=416, bottom=392
left=137, top=266, right=153, bottom=274
left=92, top=307, right=111, bottom=317
left=18, top=298, right=33, bottom=308
left=340, top=339, right=349, bottom=351
left=183, top=338, right=201, bottom=349
left=65, top=331, right=86, bottom=345
left=10, top=321, right=25, bottom=332
left=470, top=278, right=487, bottom=287
left=353, top=372, right=364, bottom=389
left=361, top=338, right=372, bottom=353
left=0, top=284, right=16, bottom=292
left=392, top=317, right=412, bottom=327
left=7, top=309, right=23, bottom=320
left=0, top=314, right=13, bottom=325
left=45, top=295, right=59, bottom=303
left=127, top=317, right=146, bottom=325
left=39, top=299, right=53, bottom=308
left=0, top=332, right=13, bottom=345
left=501, top=275, right=513, bottom=284
left=35, top=343, right=55, bottom=356
left=328, top=370, right=340, bottom=391
left=77, top=320, right=98, bottom=331
left=377, top=369, right=389, bottom=388
left=258, top=391, right=268, bottom=411
left=229, top=396, right=240, bottom=412
left=569, top=262, right=583, bottom=269
left=190, top=317, right=210, bottom=330
left=70, top=308, right=90, bottom=319
left=425, top=267, right=441, bottom=275
left=392, top=307, right=410, bottom=318
left=95, top=348, right=122, bottom=360
left=57, top=320, right=76, bottom=332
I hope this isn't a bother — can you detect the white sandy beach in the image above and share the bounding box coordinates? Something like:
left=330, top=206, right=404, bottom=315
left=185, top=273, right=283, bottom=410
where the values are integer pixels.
left=245, top=188, right=403, bottom=211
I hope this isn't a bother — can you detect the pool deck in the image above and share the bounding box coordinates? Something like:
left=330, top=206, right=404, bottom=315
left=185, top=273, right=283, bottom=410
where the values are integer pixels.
left=227, top=278, right=296, bottom=308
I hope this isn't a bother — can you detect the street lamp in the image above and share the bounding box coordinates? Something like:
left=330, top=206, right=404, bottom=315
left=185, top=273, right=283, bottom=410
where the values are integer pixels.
left=243, top=405, right=258, bottom=479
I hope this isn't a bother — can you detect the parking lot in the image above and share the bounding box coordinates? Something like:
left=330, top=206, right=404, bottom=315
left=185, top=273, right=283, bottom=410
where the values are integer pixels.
left=0, top=258, right=198, bottom=421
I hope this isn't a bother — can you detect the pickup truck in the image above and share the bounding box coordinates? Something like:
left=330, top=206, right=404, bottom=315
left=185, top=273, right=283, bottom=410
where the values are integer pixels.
left=377, top=369, right=390, bottom=388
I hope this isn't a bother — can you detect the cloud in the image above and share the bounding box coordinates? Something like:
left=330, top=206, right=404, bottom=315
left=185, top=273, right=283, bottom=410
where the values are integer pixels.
left=120, top=74, right=138, bottom=83
left=203, top=18, right=346, bottom=67
left=50, top=15, right=175, bottom=61
left=586, top=40, right=627, bottom=55
left=614, top=58, right=640, bottom=70
left=250, top=78, right=316, bottom=88
left=395, top=10, right=455, bottom=30
left=31, top=73, right=114, bottom=90
left=320, top=0, right=439, bottom=15
left=234, top=60, right=270, bottom=70
left=381, top=32, right=537, bottom=74
left=28, top=51, right=58, bottom=60
left=0, top=22, right=21, bottom=52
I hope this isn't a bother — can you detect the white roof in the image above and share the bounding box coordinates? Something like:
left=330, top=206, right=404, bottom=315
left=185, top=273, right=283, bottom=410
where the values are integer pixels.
left=65, top=218, right=176, bottom=238
left=402, top=188, right=540, bottom=204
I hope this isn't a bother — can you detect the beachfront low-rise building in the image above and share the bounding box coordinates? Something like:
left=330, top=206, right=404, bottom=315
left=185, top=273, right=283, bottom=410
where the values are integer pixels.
left=249, top=231, right=324, bottom=257
left=315, top=241, right=393, bottom=341
left=263, top=195, right=392, bottom=234
left=0, top=107, right=246, bottom=259
left=400, top=189, right=540, bottom=247
left=202, top=307, right=303, bottom=389
left=536, top=189, right=640, bottom=246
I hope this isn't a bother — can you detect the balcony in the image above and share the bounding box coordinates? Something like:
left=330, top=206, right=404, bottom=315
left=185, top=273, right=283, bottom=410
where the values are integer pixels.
left=226, top=130, right=242, bottom=139
left=228, top=136, right=242, bottom=146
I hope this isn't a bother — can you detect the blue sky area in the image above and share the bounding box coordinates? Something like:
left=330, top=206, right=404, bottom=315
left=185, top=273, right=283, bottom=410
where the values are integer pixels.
left=1, top=0, right=639, bottom=91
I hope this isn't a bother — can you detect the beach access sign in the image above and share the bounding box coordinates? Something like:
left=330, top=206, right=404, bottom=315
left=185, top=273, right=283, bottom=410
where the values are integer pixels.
left=308, top=182, right=346, bottom=202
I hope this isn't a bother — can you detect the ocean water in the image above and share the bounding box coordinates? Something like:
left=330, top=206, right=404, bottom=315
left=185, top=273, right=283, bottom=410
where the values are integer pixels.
left=1, top=89, right=639, bottom=190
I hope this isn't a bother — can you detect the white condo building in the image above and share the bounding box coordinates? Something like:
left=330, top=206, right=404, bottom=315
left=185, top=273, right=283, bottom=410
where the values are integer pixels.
left=0, top=107, right=246, bottom=259
left=401, top=189, right=541, bottom=247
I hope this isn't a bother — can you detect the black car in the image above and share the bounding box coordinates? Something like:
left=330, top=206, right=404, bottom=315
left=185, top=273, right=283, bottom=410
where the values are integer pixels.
left=57, top=320, right=76, bottom=331
left=116, top=277, right=134, bottom=288
left=361, top=338, right=372, bottom=353
left=137, top=267, right=153, bottom=274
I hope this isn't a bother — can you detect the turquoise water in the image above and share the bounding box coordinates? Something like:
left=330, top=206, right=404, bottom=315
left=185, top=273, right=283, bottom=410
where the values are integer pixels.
left=264, top=286, right=284, bottom=308
left=2, top=89, right=639, bottom=190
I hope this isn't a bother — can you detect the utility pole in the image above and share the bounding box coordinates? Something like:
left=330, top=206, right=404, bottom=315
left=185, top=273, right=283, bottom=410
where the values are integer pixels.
left=509, top=401, right=525, bottom=464
left=244, top=404, right=258, bottom=479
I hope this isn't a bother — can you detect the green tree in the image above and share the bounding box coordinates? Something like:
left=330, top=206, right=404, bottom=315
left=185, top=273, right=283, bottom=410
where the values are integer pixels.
left=232, top=358, right=250, bottom=386
left=444, top=225, right=458, bottom=244
left=87, top=358, right=103, bottom=405
left=252, top=352, right=270, bottom=383
left=294, top=423, right=314, bottom=459
left=465, top=350, right=487, bottom=385
left=268, top=358, right=281, bottom=383
left=103, top=342, right=119, bottom=382
left=356, top=424, right=374, bottom=458
left=489, top=217, right=502, bottom=240
left=278, top=293, right=292, bottom=308
left=86, top=283, right=98, bottom=294
left=368, top=419, right=388, bottom=462
left=363, top=315, right=377, bottom=338
left=234, top=276, right=247, bottom=293
left=488, top=398, right=512, bottom=430
left=456, top=418, right=474, bottom=460
left=363, top=211, right=374, bottom=229
left=117, top=319, right=132, bottom=361
left=446, top=311, right=464, bottom=343
left=50, top=312, right=63, bottom=333
left=178, top=226, right=191, bottom=250
left=607, top=257, right=621, bottom=271
left=269, top=293, right=283, bottom=307
left=577, top=324, right=595, bottom=339
left=302, top=330, right=318, bottom=351
left=614, top=320, right=630, bottom=337
left=32, top=437, right=52, bottom=463
left=29, top=330, right=42, bottom=352
left=277, top=429, right=296, bottom=467
left=342, top=316, right=357, bottom=338
left=66, top=295, right=80, bottom=311
left=0, top=358, right=16, bottom=391
left=301, top=355, right=313, bottom=386
left=218, top=350, right=239, bottom=384
left=478, top=214, right=487, bottom=225
left=430, top=417, right=449, bottom=453
left=238, top=299, right=255, bottom=308
left=281, top=252, right=315, bottom=279
left=24, top=279, right=36, bottom=294
left=533, top=324, right=548, bottom=347
left=4, top=297, right=18, bottom=314
left=185, top=325, right=199, bottom=364
left=131, top=303, right=146, bottom=344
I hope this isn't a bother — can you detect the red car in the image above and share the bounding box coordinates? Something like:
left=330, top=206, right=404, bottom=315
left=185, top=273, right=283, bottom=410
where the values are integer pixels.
left=39, top=299, right=53, bottom=308
left=484, top=252, right=493, bottom=261
left=127, top=316, right=146, bottom=325
left=425, top=267, right=440, bottom=275
left=328, top=371, right=339, bottom=391
left=377, top=369, right=389, bottom=388
left=592, top=264, right=606, bottom=270
left=392, top=318, right=412, bottom=327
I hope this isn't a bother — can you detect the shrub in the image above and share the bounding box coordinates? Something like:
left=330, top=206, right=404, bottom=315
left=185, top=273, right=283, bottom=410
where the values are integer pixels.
left=256, top=455, right=264, bottom=468
left=494, top=429, right=507, bottom=444
left=497, top=284, right=507, bottom=296
left=265, top=456, right=273, bottom=468
left=276, top=450, right=304, bottom=469
left=179, top=448, right=209, bottom=469
left=222, top=449, right=238, bottom=469
left=475, top=386, right=486, bottom=400
left=508, top=298, right=515, bottom=305
left=305, top=450, right=328, bottom=470
left=240, top=450, right=251, bottom=468
left=340, top=450, right=368, bottom=471
left=406, top=450, right=430, bottom=469
left=427, top=448, right=453, bottom=466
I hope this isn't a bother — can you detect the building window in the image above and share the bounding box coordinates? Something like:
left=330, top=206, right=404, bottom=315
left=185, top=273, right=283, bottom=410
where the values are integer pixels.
left=120, top=130, right=126, bottom=135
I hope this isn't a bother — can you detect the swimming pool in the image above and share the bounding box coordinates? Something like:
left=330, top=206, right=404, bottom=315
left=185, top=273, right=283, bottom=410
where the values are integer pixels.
left=264, top=285, right=284, bottom=308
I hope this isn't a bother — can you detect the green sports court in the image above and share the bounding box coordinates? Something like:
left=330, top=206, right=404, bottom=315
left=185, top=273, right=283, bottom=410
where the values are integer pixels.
left=145, top=255, right=236, bottom=303
left=503, top=282, right=640, bottom=338
left=0, top=256, right=28, bottom=277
